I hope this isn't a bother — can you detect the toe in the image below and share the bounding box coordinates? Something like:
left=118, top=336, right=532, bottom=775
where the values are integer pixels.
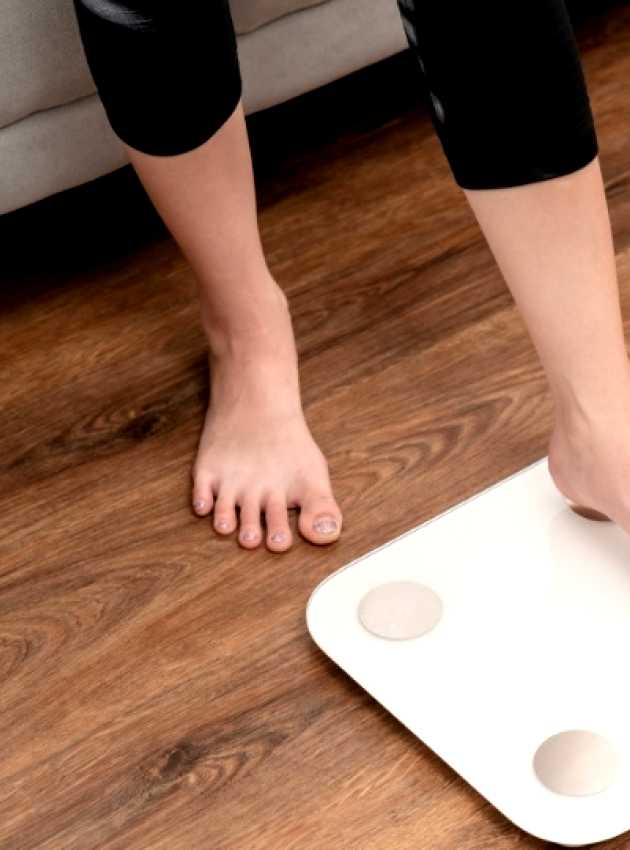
left=191, top=472, right=214, bottom=516
left=298, top=491, right=343, bottom=545
left=213, top=489, right=238, bottom=535
left=263, top=492, right=293, bottom=552
left=237, top=495, right=263, bottom=549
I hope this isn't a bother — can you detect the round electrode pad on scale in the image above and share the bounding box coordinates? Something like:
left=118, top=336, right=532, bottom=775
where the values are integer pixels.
left=306, top=458, right=630, bottom=844
left=533, top=730, right=620, bottom=796
left=358, top=581, right=443, bottom=640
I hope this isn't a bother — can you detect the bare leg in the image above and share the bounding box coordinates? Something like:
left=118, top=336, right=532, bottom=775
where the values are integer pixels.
left=463, top=156, right=630, bottom=529
left=72, top=1, right=342, bottom=550
left=394, top=0, right=630, bottom=526
left=122, top=101, right=343, bottom=550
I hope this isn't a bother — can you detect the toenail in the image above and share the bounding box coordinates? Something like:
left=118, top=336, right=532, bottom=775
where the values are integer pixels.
left=241, top=529, right=258, bottom=542
left=271, top=531, right=286, bottom=543
left=217, top=519, right=230, bottom=530
left=193, top=498, right=206, bottom=511
left=312, top=515, right=338, bottom=534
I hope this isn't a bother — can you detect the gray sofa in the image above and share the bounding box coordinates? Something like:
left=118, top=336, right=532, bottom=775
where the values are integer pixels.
left=0, top=0, right=409, bottom=216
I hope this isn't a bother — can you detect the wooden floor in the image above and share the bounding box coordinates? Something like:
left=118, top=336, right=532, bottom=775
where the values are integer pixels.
left=3, top=2, right=630, bottom=847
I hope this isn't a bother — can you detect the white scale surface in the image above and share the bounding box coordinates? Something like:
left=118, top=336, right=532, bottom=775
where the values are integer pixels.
left=306, top=457, right=630, bottom=847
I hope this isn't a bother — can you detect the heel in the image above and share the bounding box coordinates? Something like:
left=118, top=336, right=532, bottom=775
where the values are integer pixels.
left=565, top=498, right=611, bottom=522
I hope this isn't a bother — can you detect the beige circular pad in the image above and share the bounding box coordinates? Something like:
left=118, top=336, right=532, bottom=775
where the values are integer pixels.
left=533, top=730, right=620, bottom=796
left=358, top=581, right=443, bottom=640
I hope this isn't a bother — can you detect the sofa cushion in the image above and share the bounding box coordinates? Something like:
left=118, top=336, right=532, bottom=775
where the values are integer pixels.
left=0, top=0, right=96, bottom=129
left=231, top=0, right=329, bottom=34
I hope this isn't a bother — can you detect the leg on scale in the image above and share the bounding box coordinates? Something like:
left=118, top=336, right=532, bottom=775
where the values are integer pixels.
left=397, top=0, right=630, bottom=528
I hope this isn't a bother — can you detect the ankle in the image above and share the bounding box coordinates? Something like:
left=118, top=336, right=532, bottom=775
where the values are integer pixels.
left=551, top=358, right=630, bottom=438
left=199, top=274, right=293, bottom=360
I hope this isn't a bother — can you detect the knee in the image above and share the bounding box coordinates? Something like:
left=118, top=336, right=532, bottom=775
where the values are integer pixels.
left=76, top=0, right=156, bottom=31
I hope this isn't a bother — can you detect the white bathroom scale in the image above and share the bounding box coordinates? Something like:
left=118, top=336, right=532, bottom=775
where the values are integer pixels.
left=306, top=456, right=630, bottom=847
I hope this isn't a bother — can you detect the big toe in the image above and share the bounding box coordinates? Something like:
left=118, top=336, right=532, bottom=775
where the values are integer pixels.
left=298, top=492, right=343, bottom=546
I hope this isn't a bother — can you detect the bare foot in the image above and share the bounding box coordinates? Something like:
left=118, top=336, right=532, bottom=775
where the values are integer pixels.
left=191, top=280, right=343, bottom=551
left=548, top=396, right=630, bottom=530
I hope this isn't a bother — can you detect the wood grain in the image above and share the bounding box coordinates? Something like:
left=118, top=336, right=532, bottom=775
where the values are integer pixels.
left=2, top=3, right=630, bottom=847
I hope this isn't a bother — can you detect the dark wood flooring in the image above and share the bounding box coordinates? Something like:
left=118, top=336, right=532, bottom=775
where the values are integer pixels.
left=3, top=2, right=630, bottom=847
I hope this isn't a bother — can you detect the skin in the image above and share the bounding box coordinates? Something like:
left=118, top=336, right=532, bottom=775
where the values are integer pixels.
left=122, top=100, right=342, bottom=552
left=123, top=98, right=630, bottom=549
left=463, top=154, right=630, bottom=531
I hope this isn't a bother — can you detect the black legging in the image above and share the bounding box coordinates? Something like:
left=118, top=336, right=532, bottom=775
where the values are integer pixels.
left=72, top=0, right=599, bottom=190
